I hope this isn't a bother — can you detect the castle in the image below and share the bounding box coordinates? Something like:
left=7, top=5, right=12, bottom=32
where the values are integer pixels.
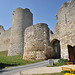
left=0, top=0, right=75, bottom=61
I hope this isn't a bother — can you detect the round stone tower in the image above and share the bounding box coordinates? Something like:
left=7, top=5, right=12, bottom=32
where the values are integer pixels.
left=23, top=23, right=51, bottom=60
left=8, top=8, right=33, bottom=56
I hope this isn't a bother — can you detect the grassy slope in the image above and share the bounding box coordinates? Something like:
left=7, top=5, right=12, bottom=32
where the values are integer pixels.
left=0, top=51, right=66, bottom=69
left=0, top=51, right=65, bottom=74
left=0, top=51, right=40, bottom=69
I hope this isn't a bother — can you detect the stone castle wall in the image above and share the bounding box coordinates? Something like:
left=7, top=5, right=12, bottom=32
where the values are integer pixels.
left=57, top=0, right=75, bottom=35
left=0, top=0, right=74, bottom=60
left=0, top=25, right=11, bottom=51
left=23, top=23, right=51, bottom=60
left=8, top=8, right=33, bottom=56
left=50, top=0, right=75, bottom=59
left=57, top=0, right=75, bottom=59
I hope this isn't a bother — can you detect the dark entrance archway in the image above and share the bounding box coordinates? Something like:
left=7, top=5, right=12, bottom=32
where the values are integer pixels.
left=68, top=45, right=75, bottom=62
left=52, top=39, right=61, bottom=59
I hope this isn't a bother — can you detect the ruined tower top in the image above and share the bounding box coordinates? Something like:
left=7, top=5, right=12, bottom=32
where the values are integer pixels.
left=0, top=25, right=5, bottom=32
left=0, top=25, right=4, bottom=29
left=54, top=0, right=75, bottom=35
left=13, top=8, right=33, bottom=16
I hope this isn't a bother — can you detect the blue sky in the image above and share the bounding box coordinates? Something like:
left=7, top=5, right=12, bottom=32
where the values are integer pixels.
left=0, top=0, right=70, bottom=32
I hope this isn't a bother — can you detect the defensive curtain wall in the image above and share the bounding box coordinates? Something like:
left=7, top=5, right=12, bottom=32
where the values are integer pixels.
left=0, top=25, right=11, bottom=51
left=0, top=0, right=75, bottom=60
left=50, top=0, right=75, bottom=60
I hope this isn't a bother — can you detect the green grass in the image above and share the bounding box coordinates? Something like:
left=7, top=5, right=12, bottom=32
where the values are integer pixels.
left=0, top=51, right=66, bottom=69
left=0, top=51, right=41, bottom=69
left=25, top=72, right=64, bottom=75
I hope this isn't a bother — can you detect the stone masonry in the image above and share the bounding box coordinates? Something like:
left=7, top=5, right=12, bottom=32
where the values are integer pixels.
left=23, top=23, right=51, bottom=60
left=0, top=0, right=75, bottom=60
left=0, top=25, right=11, bottom=51
left=50, top=0, right=75, bottom=59
left=8, top=8, right=33, bottom=56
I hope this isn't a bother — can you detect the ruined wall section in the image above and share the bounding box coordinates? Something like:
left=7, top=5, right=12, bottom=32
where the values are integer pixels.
left=54, top=0, right=75, bottom=59
left=8, top=8, right=33, bottom=56
left=57, top=0, right=75, bottom=36
left=0, top=25, right=11, bottom=51
left=23, top=23, right=51, bottom=60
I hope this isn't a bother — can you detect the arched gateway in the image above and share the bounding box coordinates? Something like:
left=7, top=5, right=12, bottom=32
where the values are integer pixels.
left=50, top=39, right=61, bottom=59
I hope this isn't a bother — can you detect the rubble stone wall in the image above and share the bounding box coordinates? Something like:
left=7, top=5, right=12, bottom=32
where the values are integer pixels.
left=23, top=23, right=51, bottom=60
left=50, top=0, right=75, bottom=59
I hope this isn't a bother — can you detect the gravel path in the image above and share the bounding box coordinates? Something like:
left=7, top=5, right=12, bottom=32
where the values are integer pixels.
left=11, top=65, right=74, bottom=75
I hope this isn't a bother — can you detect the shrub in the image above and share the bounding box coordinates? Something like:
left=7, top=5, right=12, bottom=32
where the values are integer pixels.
left=58, top=58, right=66, bottom=64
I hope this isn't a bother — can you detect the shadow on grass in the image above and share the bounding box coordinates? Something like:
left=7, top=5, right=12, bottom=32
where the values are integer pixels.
left=0, top=63, right=18, bottom=69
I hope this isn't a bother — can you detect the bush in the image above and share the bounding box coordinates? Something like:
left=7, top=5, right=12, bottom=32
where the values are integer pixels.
left=58, top=58, right=66, bottom=64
